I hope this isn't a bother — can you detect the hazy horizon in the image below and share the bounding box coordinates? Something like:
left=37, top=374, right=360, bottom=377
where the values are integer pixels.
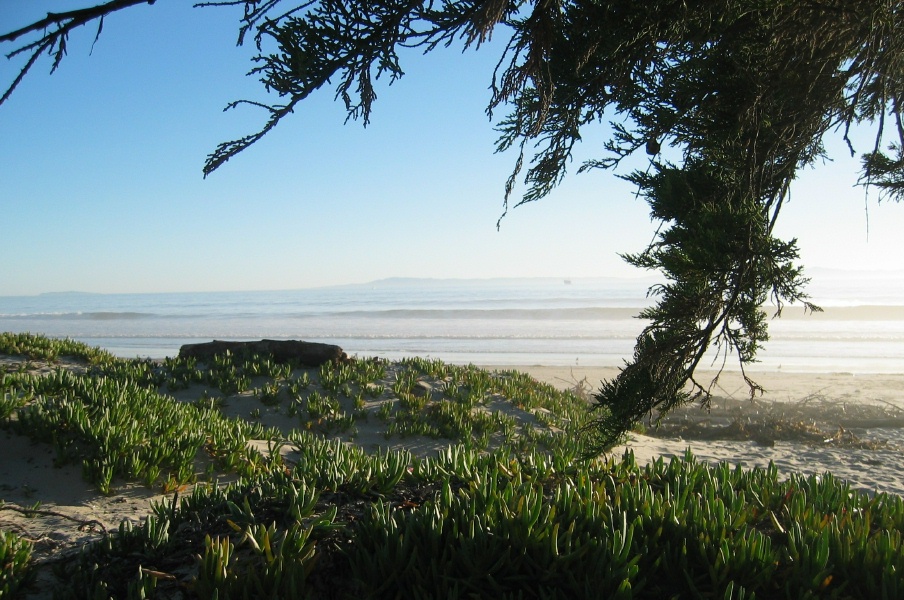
left=2, top=267, right=903, bottom=300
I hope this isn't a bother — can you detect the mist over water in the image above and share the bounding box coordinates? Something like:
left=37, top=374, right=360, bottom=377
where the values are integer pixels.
left=1, top=274, right=902, bottom=373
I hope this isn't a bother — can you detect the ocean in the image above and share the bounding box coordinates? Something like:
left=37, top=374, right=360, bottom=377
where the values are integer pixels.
left=1, top=274, right=903, bottom=373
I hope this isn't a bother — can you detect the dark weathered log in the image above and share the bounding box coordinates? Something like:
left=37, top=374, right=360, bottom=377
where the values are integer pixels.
left=178, top=339, right=346, bottom=366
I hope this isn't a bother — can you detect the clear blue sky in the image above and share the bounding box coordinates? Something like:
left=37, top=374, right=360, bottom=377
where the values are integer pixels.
left=1, top=2, right=901, bottom=296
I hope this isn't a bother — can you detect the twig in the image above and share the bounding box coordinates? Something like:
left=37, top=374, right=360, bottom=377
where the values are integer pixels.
left=0, top=503, right=107, bottom=534
left=554, top=369, right=592, bottom=401
left=0, top=518, right=40, bottom=540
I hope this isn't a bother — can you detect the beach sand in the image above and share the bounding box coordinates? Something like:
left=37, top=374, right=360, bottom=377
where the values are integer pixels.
left=509, top=366, right=904, bottom=498
left=2, top=360, right=903, bottom=598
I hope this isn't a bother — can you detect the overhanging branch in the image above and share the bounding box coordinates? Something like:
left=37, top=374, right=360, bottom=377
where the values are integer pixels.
left=1, top=0, right=159, bottom=107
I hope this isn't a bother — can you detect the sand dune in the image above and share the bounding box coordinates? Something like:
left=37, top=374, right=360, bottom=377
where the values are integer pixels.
left=2, top=360, right=902, bottom=598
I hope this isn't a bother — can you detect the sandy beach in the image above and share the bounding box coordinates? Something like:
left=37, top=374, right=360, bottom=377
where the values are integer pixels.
left=2, top=358, right=903, bottom=597
left=511, top=365, right=904, bottom=498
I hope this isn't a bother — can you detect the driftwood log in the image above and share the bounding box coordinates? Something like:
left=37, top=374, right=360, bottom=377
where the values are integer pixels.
left=178, top=339, right=346, bottom=366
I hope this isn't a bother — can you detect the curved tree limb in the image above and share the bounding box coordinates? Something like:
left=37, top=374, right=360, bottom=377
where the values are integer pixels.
left=1, top=0, right=158, bottom=106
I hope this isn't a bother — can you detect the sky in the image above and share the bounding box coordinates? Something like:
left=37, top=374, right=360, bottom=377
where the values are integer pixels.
left=1, top=2, right=902, bottom=296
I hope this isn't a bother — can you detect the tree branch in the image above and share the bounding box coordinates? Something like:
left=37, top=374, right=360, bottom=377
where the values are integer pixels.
left=1, top=0, right=159, bottom=107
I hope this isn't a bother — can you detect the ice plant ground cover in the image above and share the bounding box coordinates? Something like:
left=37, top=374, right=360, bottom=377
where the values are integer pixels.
left=0, top=332, right=902, bottom=598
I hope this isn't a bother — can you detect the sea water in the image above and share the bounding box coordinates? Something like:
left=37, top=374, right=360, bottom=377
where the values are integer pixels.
left=1, top=274, right=902, bottom=373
